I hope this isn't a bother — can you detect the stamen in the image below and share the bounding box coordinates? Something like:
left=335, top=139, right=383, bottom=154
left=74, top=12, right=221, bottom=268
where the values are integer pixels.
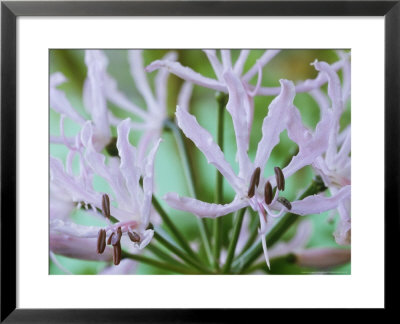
left=248, top=167, right=261, bottom=198
left=96, top=229, right=106, bottom=254
left=102, top=194, right=110, bottom=219
left=107, top=232, right=114, bottom=245
left=274, top=166, right=285, bottom=191
left=128, top=231, right=140, bottom=243
left=113, top=242, right=121, bottom=266
left=277, top=197, right=292, bottom=210
left=264, top=181, right=273, bottom=205
left=111, top=227, right=122, bottom=246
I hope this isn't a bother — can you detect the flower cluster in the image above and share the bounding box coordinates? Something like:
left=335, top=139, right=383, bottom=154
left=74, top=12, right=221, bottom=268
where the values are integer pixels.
left=50, top=49, right=351, bottom=274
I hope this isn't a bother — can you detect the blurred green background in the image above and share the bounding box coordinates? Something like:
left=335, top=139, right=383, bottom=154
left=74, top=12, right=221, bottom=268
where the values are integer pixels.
left=50, top=49, right=351, bottom=275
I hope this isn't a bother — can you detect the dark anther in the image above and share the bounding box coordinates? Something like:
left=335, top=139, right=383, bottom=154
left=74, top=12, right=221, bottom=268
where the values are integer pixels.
left=102, top=194, right=111, bottom=219
left=107, top=232, right=114, bottom=245
left=128, top=231, right=140, bottom=243
left=264, top=181, right=273, bottom=205
left=111, top=227, right=122, bottom=246
left=277, top=197, right=292, bottom=210
left=96, top=229, right=106, bottom=254
left=274, top=166, right=285, bottom=191
left=113, top=241, right=122, bottom=266
left=248, top=167, right=261, bottom=198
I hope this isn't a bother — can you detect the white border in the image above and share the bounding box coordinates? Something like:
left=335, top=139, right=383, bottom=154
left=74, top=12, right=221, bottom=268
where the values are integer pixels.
left=18, top=17, right=384, bottom=308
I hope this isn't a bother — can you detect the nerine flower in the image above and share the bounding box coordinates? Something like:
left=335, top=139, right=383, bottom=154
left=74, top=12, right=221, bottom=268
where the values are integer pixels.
left=50, top=119, right=161, bottom=264
left=164, top=69, right=351, bottom=268
left=306, top=56, right=351, bottom=245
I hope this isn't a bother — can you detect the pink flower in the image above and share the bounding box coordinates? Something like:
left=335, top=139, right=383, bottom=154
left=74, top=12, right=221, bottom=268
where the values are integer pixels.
left=50, top=119, right=161, bottom=263
left=164, top=71, right=350, bottom=268
left=308, top=55, right=351, bottom=245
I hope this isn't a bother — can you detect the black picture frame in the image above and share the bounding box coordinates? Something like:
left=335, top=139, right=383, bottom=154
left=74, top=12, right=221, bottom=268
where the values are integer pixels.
left=1, top=0, right=399, bottom=321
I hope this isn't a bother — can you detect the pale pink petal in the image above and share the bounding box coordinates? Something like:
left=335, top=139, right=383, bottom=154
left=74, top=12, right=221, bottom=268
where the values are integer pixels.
left=242, top=50, right=281, bottom=82
left=116, top=119, right=141, bottom=213
left=254, top=79, right=296, bottom=174
left=224, top=70, right=252, bottom=179
left=290, top=185, right=351, bottom=216
left=50, top=156, right=100, bottom=205
left=137, top=129, right=159, bottom=163
left=128, top=50, right=158, bottom=112
left=50, top=232, right=113, bottom=262
left=221, top=50, right=232, bottom=69
left=164, top=193, right=247, bottom=218
left=203, top=50, right=223, bottom=81
left=175, top=106, right=243, bottom=192
left=155, top=51, right=178, bottom=113
left=335, top=127, right=351, bottom=169
left=141, top=138, right=162, bottom=228
left=233, top=50, right=250, bottom=76
left=312, top=60, right=343, bottom=166
left=84, top=50, right=111, bottom=148
left=334, top=198, right=351, bottom=245
left=83, top=128, right=133, bottom=213
left=146, top=59, right=226, bottom=92
left=336, top=50, right=351, bottom=102
left=50, top=73, right=86, bottom=125
left=283, top=106, right=333, bottom=180
left=177, top=81, right=193, bottom=111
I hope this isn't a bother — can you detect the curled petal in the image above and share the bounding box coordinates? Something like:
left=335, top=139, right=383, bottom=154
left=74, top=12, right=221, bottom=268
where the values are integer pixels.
left=282, top=106, right=333, bottom=181
left=141, top=138, right=162, bottom=228
left=254, top=79, right=296, bottom=174
left=175, top=106, right=244, bottom=192
left=164, top=193, right=247, bottom=218
left=116, top=119, right=142, bottom=214
left=224, top=70, right=252, bottom=178
left=146, top=59, right=226, bottom=92
left=290, top=185, right=351, bottom=216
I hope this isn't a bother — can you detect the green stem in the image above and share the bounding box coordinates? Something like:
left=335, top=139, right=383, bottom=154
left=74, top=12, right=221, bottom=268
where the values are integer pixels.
left=146, top=243, right=194, bottom=271
left=212, top=92, right=228, bottom=270
left=164, top=119, right=213, bottom=266
left=153, top=231, right=213, bottom=274
left=121, top=251, right=197, bottom=274
left=151, top=196, right=198, bottom=261
left=232, top=176, right=327, bottom=273
left=222, top=208, right=246, bottom=274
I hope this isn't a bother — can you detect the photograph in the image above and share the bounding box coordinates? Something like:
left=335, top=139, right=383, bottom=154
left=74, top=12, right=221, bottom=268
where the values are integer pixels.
left=49, top=49, right=351, bottom=275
